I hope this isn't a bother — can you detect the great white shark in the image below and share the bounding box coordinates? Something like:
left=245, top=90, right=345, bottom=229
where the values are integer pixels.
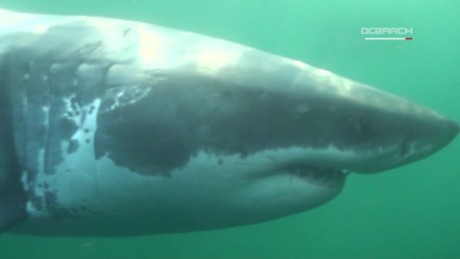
left=0, top=9, right=458, bottom=236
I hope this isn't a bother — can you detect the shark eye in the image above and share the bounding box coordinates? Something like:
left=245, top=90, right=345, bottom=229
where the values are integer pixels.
left=356, top=116, right=373, bottom=132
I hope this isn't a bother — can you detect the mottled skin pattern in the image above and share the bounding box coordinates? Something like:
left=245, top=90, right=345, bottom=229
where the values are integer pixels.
left=0, top=9, right=458, bottom=236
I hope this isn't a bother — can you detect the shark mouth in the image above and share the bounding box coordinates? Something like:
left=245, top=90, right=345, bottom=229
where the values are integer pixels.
left=281, top=164, right=347, bottom=188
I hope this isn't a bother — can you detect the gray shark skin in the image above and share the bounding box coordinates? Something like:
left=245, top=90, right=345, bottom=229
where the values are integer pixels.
left=0, top=9, right=458, bottom=236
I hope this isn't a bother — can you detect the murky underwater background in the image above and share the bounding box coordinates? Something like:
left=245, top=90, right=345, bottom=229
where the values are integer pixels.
left=0, top=0, right=459, bottom=258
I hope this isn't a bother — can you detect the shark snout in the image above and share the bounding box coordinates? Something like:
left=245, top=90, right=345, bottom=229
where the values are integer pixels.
left=425, top=118, right=459, bottom=155
left=358, top=112, right=459, bottom=174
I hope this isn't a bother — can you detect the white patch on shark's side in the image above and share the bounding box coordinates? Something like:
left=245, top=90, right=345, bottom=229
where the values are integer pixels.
left=24, top=98, right=101, bottom=217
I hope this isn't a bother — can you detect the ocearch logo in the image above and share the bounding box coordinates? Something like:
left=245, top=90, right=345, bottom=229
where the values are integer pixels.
left=361, top=27, right=413, bottom=41
left=361, top=27, right=413, bottom=35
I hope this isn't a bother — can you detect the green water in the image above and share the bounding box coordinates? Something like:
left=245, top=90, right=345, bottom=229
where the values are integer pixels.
left=0, top=0, right=459, bottom=258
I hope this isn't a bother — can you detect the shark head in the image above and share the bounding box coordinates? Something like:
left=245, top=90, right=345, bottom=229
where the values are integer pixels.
left=76, top=45, right=458, bottom=234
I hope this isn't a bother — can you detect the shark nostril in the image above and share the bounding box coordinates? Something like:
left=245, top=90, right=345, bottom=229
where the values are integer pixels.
left=399, top=140, right=411, bottom=159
